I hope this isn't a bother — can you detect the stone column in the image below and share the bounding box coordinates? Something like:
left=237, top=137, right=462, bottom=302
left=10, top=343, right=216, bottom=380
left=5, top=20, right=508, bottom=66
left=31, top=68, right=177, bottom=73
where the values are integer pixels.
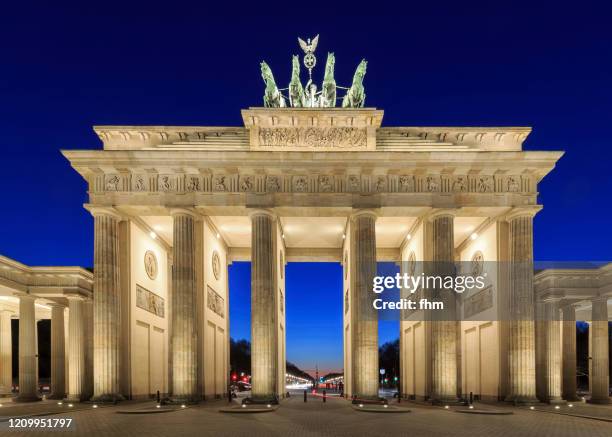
left=505, top=210, right=537, bottom=403
left=250, top=210, right=278, bottom=402
left=544, top=302, right=563, bottom=403
left=350, top=210, right=379, bottom=400
left=16, top=295, right=40, bottom=401
left=83, top=300, right=94, bottom=400
left=561, top=304, right=578, bottom=401
left=429, top=211, right=457, bottom=402
left=0, top=309, right=13, bottom=395
left=170, top=209, right=198, bottom=401
left=49, top=304, right=66, bottom=399
left=92, top=208, right=123, bottom=401
left=589, top=297, right=610, bottom=404
left=67, top=297, right=86, bottom=401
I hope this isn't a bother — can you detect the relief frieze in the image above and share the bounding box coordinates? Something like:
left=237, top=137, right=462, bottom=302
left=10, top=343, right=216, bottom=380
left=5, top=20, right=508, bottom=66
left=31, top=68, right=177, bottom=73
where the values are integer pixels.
left=258, top=127, right=367, bottom=149
left=95, top=172, right=533, bottom=195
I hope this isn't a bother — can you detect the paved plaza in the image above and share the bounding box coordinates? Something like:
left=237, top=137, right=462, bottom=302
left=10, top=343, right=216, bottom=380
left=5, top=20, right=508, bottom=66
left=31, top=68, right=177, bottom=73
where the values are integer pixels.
left=1, top=396, right=611, bottom=436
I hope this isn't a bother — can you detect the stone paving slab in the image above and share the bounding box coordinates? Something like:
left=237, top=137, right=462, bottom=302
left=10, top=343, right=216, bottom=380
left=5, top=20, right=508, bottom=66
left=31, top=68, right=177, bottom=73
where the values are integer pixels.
left=0, top=396, right=611, bottom=436
left=532, top=401, right=612, bottom=422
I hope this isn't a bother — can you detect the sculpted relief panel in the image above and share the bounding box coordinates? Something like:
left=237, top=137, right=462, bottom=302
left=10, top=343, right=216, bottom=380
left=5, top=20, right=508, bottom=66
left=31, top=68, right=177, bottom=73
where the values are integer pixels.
left=258, top=127, right=367, bottom=149
left=94, top=172, right=533, bottom=195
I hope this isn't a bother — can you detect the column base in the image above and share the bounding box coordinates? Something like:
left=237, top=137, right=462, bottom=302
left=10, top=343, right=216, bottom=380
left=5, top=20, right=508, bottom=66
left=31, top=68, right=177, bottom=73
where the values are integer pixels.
left=504, top=395, right=539, bottom=405
left=548, top=397, right=566, bottom=405
left=67, top=394, right=87, bottom=402
left=429, top=396, right=465, bottom=406
left=91, top=393, right=125, bottom=403
left=14, top=394, right=42, bottom=402
left=587, top=397, right=611, bottom=405
left=47, top=393, right=66, bottom=400
left=562, top=394, right=579, bottom=402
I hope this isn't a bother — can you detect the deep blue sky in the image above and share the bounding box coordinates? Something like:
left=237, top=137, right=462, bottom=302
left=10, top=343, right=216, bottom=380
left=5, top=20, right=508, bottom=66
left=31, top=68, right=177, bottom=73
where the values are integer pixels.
left=1, top=2, right=611, bottom=373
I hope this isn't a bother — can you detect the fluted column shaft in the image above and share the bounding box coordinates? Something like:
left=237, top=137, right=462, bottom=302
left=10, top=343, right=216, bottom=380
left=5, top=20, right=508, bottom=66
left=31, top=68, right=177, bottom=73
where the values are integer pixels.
left=0, top=310, right=12, bottom=394
left=350, top=211, right=378, bottom=399
left=49, top=305, right=66, bottom=399
left=250, top=211, right=278, bottom=400
left=171, top=211, right=198, bottom=400
left=17, top=295, right=39, bottom=401
left=544, top=302, right=562, bottom=402
left=506, top=213, right=537, bottom=403
left=92, top=210, right=123, bottom=401
left=83, top=300, right=94, bottom=400
left=429, top=213, right=457, bottom=402
left=68, top=298, right=86, bottom=401
left=590, top=297, right=610, bottom=403
left=561, top=305, right=578, bottom=401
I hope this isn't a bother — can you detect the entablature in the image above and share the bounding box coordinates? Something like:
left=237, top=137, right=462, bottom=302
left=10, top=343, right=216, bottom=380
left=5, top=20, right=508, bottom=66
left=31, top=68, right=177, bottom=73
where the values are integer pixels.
left=91, top=108, right=533, bottom=152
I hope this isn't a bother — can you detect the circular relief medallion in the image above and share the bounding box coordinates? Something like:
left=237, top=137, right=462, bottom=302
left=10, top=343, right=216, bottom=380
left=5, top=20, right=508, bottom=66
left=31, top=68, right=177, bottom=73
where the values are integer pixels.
left=279, top=251, right=284, bottom=279
left=471, top=251, right=484, bottom=277
left=212, top=250, right=221, bottom=280
left=408, top=251, right=416, bottom=277
left=144, top=250, right=158, bottom=280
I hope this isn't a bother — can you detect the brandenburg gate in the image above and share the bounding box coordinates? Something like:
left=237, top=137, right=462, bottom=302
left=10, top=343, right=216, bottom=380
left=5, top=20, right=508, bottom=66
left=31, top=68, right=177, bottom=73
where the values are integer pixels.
left=1, top=37, right=609, bottom=406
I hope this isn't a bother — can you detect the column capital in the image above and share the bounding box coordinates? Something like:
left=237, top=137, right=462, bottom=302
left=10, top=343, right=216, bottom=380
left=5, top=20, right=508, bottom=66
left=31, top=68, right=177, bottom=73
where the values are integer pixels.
left=170, top=207, right=199, bottom=219
left=86, top=205, right=124, bottom=220
left=349, top=209, right=378, bottom=221
left=505, top=206, right=542, bottom=222
left=66, top=294, right=86, bottom=302
left=16, top=293, right=36, bottom=302
left=248, top=208, right=277, bottom=220
left=427, top=208, right=458, bottom=222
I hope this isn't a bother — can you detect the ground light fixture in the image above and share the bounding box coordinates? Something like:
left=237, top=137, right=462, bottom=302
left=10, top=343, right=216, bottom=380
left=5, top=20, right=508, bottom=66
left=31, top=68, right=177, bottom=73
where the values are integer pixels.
left=93, top=404, right=98, bottom=408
